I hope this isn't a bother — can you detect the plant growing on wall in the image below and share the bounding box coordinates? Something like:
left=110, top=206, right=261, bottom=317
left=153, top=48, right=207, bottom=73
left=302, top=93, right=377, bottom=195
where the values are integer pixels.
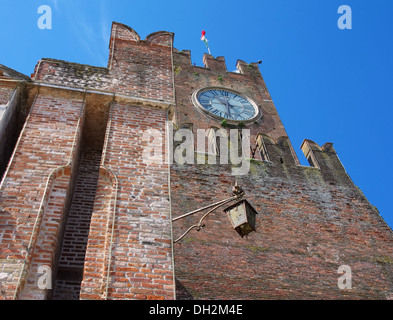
left=174, top=66, right=182, bottom=75
left=220, top=119, right=228, bottom=128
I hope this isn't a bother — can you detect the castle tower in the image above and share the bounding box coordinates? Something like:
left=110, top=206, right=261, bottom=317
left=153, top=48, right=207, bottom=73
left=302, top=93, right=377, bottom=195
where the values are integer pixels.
left=0, top=23, right=175, bottom=300
left=0, top=22, right=393, bottom=300
left=170, top=48, right=393, bottom=299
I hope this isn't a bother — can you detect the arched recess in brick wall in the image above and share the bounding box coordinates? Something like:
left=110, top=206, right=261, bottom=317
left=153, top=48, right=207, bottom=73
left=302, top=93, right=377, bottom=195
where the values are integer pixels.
left=209, top=126, right=228, bottom=156
left=79, top=165, right=118, bottom=300
left=17, top=165, right=73, bottom=300
left=179, top=123, right=192, bottom=131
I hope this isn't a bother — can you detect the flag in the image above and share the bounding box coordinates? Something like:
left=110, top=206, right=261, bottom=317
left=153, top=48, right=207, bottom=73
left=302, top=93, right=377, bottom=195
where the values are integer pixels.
left=201, top=30, right=211, bottom=54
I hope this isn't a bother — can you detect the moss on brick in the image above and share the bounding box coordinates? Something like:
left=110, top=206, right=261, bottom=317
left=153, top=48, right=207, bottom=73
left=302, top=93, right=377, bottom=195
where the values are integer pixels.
left=247, top=245, right=269, bottom=254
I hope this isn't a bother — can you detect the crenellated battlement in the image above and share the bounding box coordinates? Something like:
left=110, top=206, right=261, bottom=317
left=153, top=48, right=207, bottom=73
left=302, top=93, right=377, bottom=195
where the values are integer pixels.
left=252, top=134, right=352, bottom=186
left=173, top=48, right=262, bottom=77
left=300, top=139, right=352, bottom=185
left=300, top=139, right=338, bottom=169
left=109, top=22, right=174, bottom=48
left=32, top=22, right=175, bottom=106
left=256, top=133, right=297, bottom=165
left=31, top=23, right=264, bottom=106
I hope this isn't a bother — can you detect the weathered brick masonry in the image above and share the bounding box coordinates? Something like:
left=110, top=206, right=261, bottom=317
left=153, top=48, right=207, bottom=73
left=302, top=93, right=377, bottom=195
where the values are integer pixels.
left=52, top=149, right=102, bottom=300
left=95, top=103, right=173, bottom=300
left=170, top=48, right=393, bottom=299
left=0, top=92, right=84, bottom=299
left=0, top=22, right=392, bottom=300
left=171, top=148, right=393, bottom=299
left=0, top=22, right=175, bottom=300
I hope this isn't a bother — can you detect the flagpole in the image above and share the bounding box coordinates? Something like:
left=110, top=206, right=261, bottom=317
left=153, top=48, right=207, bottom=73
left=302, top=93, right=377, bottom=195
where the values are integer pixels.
left=201, top=30, right=211, bottom=55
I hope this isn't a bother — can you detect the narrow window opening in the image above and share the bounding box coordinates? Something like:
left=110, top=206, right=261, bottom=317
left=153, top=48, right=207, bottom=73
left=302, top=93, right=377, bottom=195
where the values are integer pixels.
left=51, top=101, right=110, bottom=300
left=307, top=156, right=315, bottom=167
left=258, top=142, right=269, bottom=161
left=255, top=134, right=270, bottom=162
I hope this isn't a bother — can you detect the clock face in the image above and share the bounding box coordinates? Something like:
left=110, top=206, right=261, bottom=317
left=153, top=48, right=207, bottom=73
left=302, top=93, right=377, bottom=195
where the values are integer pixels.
left=193, top=88, right=259, bottom=122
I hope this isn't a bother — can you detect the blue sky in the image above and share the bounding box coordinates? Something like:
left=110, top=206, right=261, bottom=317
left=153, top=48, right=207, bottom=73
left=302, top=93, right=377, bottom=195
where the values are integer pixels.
left=1, top=0, right=392, bottom=228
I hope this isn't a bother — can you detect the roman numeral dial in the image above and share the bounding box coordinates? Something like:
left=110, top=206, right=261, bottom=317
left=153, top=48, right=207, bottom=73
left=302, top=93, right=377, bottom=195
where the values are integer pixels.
left=193, top=88, right=260, bottom=123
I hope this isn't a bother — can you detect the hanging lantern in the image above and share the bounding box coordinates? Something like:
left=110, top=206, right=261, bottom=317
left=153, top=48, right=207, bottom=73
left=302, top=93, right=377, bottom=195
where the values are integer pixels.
left=224, top=200, right=258, bottom=238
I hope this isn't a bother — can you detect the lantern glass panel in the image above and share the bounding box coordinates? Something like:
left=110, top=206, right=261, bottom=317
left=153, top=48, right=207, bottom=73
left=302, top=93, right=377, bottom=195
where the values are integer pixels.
left=224, top=200, right=258, bottom=237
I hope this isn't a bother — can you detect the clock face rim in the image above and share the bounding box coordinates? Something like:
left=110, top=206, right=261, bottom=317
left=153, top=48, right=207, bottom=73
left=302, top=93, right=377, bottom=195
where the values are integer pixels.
left=191, top=87, right=262, bottom=124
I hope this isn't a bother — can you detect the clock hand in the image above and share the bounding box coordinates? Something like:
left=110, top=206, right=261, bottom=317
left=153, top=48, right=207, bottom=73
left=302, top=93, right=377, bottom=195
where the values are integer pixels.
left=228, top=101, right=243, bottom=113
left=216, top=97, right=231, bottom=117
left=216, top=97, right=227, bottom=105
left=226, top=99, right=231, bottom=117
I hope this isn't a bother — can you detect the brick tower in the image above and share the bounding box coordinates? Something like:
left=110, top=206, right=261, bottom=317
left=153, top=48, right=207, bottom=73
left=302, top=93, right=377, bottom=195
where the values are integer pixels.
left=0, top=23, right=175, bottom=300
left=0, top=22, right=393, bottom=300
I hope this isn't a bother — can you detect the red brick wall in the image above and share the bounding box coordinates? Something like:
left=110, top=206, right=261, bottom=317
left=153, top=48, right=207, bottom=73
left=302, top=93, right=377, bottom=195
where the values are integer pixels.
left=169, top=54, right=393, bottom=298
left=79, top=102, right=174, bottom=300
left=0, top=94, right=84, bottom=299
left=18, top=168, right=72, bottom=300
left=79, top=166, right=117, bottom=300
left=33, top=23, right=175, bottom=105
left=172, top=150, right=393, bottom=299
left=1, top=23, right=176, bottom=300
left=170, top=51, right=299, bottom=167
left=52, top=150, right=102, bottom=300
left=171, top=51, right=289, bottom=144
left=108, top=24, right=174, bottom=102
